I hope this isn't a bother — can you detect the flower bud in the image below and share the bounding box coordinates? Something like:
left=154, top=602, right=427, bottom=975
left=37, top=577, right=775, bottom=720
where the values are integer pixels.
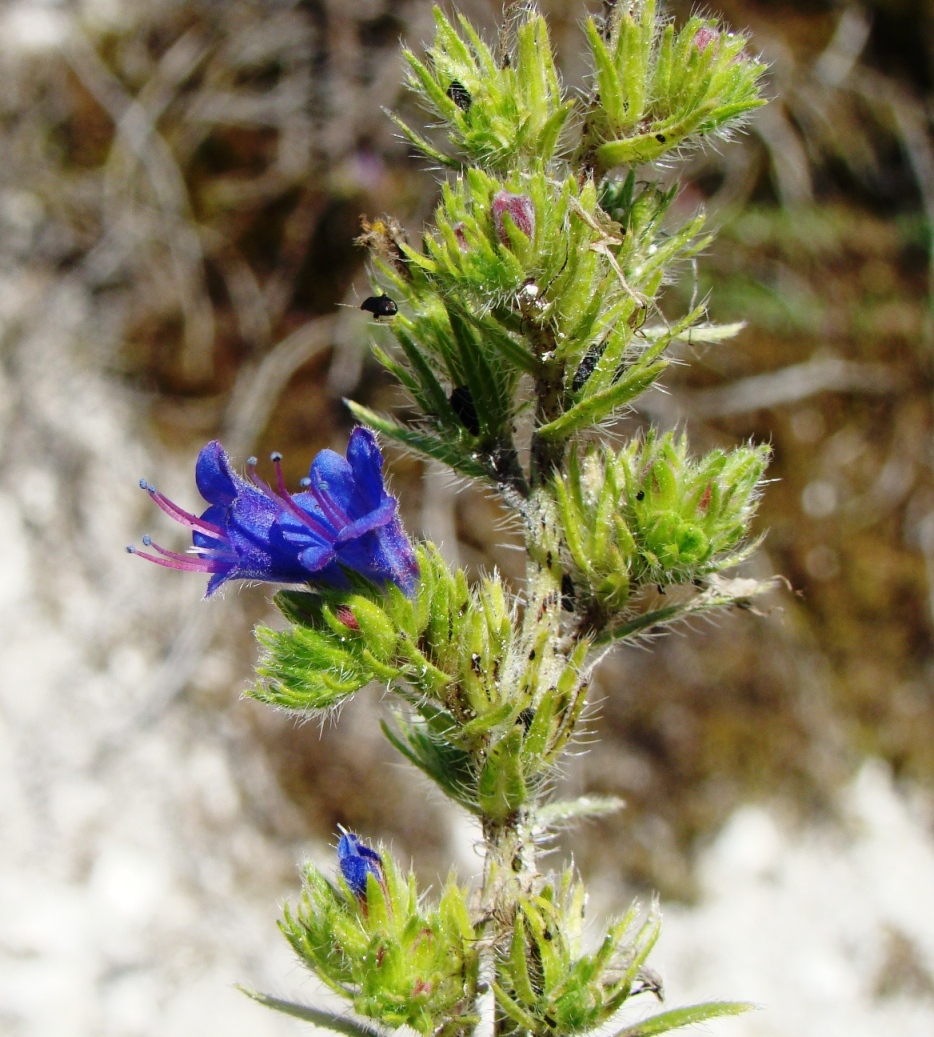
left=337, top=831, right=384, bottom=898
left=492, top=191, right=535, bottom=245
left=694, top=26, right=719, bottom=53
left=342, top=595, right=399, bottom=662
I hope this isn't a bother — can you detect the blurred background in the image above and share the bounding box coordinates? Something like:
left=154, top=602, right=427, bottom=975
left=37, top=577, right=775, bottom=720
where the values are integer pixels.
left=0, top=0, right=933, bottom=1034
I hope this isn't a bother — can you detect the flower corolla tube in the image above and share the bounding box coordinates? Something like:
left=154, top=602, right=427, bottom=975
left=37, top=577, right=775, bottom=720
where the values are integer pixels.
left=128, top=427, right=419, bottom=597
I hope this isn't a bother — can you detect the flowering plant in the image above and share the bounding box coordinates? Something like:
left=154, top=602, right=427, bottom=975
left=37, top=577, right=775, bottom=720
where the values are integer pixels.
left=132, top=3, right=771, bottom=1035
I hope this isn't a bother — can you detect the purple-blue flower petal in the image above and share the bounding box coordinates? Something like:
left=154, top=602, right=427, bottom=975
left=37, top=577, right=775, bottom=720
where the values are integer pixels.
left=335, top=497, right=396, bottom=543
left=195, top=441, right=241, bottom=506
left=335, top=519, right=419, bottom=595
left=275, top=493, right=336, bottom=545
left=298, top=542, right=337, bottom=573
left=308, top=449, right=355, bottom=524
left=205, top=570, right=231, bottom=597
left=192, top=504, right=230, bottom=550
left=346, top=427, right=387, bottom=514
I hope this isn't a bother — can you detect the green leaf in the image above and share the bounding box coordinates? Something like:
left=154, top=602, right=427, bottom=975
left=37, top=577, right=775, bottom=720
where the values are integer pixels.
left=611, top=1001, right=755, bottom=1037
left=237, top=988, right=385, bottom=1037
left=536, top=795, right=626, bottom=828
left=250, top=624, right=378, bottom=712
left=478, top=727, right=528, bottom=822
left=602, top=572, right=778, bottom=646
left=459, top=307, right=540, bottom=374
left=386, top=110, right=461, bottom=168
left=536, top=360, right=669, bottom=441
left=446, top=306, right=509, bottom=435
left=642, top=321, right=746, bottom=345
left=381, top=716, right=479, bottom=813
left=491, top=982, right=540, bottom=1031
left=346, top=402, right=491, bottom=480
left=377, top=325, right=454, bottom=420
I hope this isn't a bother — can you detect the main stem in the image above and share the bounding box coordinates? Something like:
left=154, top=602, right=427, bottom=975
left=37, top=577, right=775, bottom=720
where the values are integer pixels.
left=481, top=485, right=566, bottom=1037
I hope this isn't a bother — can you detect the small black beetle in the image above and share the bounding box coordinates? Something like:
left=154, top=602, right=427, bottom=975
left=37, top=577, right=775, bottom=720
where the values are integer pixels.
left=360, top=295, right=398, bottom=319
left=446, top=79, right=472, bottom=111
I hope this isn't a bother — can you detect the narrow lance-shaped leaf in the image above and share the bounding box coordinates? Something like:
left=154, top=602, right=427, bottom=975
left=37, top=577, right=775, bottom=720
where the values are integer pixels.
left=238, top=989, right=384, bottom=1037
left=536, top=359, right=669, bottom=441
left=346, top=402, right=492, bottom=480
left=610, top=1001, right=755, bottom=1037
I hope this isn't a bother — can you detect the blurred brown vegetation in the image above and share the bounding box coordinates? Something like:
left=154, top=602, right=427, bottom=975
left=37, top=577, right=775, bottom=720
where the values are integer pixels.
left=9, top=0, right=934, bottom=899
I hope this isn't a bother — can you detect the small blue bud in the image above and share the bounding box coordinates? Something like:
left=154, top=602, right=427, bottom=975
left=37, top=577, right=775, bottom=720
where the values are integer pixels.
left=337, top=830, right=384, bottom=898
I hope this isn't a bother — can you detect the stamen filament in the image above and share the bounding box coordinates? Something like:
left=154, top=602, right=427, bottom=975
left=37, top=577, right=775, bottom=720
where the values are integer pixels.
left=130, top=548, right=227, bottom=573
left=147, top=488, right=226, bottom=538
left=308, top=480, right=350, bottom=529
left=247, top=459, right=335, bottom=540
left=145, top=538, right=236, bottom=566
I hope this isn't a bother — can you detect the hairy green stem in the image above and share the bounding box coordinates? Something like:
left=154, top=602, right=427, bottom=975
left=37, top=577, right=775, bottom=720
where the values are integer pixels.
left=479, top=485, right=567, bottom=1037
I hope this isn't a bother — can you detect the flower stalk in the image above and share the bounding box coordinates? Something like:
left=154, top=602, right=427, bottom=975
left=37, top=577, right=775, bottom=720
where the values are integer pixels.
left=132, top=3, right=773, bottom=1036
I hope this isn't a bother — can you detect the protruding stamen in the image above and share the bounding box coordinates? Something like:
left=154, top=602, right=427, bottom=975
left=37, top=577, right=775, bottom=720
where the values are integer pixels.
left=245, top=458, right=278, bottom=499
left=142, top=534, right=152, bottom=546
left=246, top=456, right=334, bottom=540
left=145, top=487, right=226, bottom=539
left=130, top=548, right=227, bottom=573
left=308, top=480, right=350, bottom=529
left=139, top=478, right=149, bottom=490
left=126, top=545, right=136, bottom=554
left=300, top=477, right=311, bottom=488
left=272, top=453, right=289, bottom=498
left=130, top=536, right=231, bottom=573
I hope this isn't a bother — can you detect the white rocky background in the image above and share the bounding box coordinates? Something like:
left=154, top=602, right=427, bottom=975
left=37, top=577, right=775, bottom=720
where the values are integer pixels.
left=1, top=2, right=933, bottom=1037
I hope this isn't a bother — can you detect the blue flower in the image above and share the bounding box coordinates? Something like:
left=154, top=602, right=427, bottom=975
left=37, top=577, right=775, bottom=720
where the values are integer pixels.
left=128, top=427, right=419, bottom=597
left=337, top=830, right=384, bottom=898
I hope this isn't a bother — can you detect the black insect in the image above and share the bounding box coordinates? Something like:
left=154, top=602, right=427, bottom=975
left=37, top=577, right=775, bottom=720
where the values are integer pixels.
left=449, top=384, right=480, bottom=436
left=360, top=295, right=398, bottom=319
left=636, top=490, right=645, bottom=501
left=446, top=79, right=472, bottom=112
left=571, top=342, right=605, bottom=393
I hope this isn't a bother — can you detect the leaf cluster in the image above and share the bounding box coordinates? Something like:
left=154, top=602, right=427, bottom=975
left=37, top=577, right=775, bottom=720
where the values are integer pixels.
left=491, top=867, right=754, bottom=1037
left=353, top=3, right=766, bottom=486
left=495, top=870, right=662, bottom=1036
left=357, top=170, right=711, bottom=487
left=555, top=432, right=770, bottom=629
left=394, top=7, right=573, bottom=172
left=282, top=847, right=479, bottom=1036
left=582, top=1, right=767, bottom=171
left=252, top=546, right=592, bottom=821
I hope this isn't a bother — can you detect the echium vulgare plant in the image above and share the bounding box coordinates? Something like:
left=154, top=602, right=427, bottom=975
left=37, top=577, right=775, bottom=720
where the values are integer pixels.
left=129, top=3, right=772, bottom=1035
